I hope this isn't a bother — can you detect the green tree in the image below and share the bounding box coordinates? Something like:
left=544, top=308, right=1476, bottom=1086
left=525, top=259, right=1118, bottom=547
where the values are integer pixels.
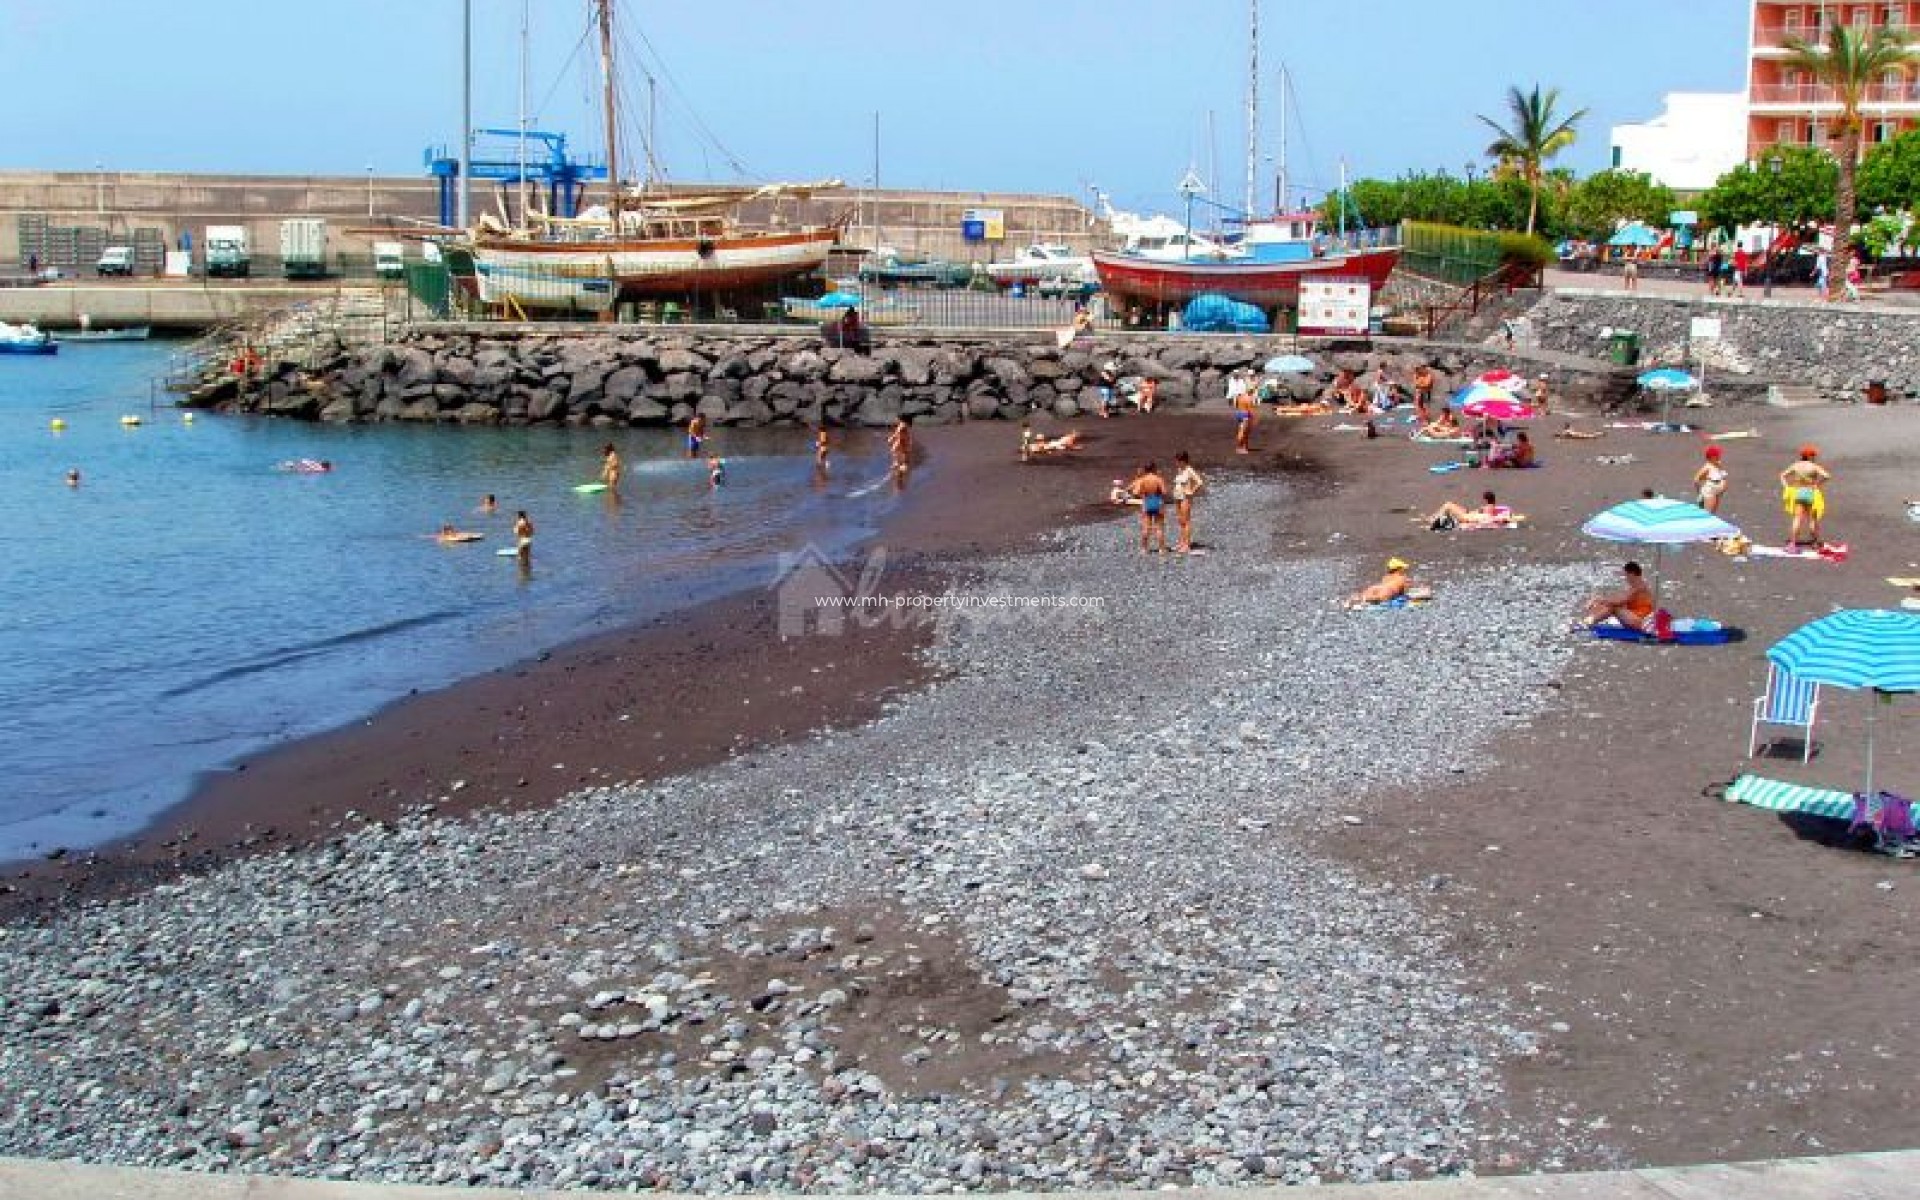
left=1563, top=169, right=1678, bottom=238
left=1780, top=25, right=1920, bottom=276
left=1698, top=147, right=1837, bottom=230
left=1858, top=126, right=1920, bottom=212
left=1477, top=84, right=1588, bottom=236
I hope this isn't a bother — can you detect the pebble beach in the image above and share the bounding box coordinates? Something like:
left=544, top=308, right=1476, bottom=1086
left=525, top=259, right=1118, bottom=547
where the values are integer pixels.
left=3, top=400, right=1917, bottom=1190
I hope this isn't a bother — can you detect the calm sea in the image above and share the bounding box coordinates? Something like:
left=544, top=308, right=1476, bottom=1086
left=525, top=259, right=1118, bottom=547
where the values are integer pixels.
left=0, top=342, right=902, bottom=861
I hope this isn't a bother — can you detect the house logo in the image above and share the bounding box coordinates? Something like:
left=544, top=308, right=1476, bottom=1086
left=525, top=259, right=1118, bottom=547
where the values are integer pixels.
left=771, top=543, right=893, bottom=638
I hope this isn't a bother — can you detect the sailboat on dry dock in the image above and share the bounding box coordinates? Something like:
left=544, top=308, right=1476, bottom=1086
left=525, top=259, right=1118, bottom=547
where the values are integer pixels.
left=468, top=0, right=844, bottom=314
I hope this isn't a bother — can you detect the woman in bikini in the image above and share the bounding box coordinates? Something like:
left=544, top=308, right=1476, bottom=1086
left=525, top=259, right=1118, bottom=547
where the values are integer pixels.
left=1778, top=445, right=1832, bottom=546
left=1580, top=561, right=1656, bottom=631
left=1128, top=461, right=1170, bottom=553
left=1693, top=445, right=1729, bottom=514
left=1171, top=451, right=1207, bottom=553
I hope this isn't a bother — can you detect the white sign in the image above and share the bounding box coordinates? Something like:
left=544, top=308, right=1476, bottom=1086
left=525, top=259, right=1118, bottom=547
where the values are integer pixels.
left=1690, top=317, right=1723, bottom=340
left=1297, top=277, right=1371, bottom=336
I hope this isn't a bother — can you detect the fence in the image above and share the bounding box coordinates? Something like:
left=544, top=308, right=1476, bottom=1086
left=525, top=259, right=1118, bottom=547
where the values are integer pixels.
left=1398, top=221, right=1508, bottom=287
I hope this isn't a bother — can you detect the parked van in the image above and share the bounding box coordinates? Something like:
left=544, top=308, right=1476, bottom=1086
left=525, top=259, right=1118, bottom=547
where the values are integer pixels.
left=96, top=246, right=135, bottom=277
left=373, top=241, right=406, bottom=280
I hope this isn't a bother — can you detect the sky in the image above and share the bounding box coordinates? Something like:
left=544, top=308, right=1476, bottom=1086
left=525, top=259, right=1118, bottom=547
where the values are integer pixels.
left=7, top=1, right=1751, bottom=215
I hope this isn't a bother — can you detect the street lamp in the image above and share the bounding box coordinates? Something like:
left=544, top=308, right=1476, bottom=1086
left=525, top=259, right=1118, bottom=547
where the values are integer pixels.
left=1764, top=153, right=1783, bottom=297
left=1177, top=168, right=1206, bottom=262
left=94, top=161, right=104, bottom=214
left=366, top=164, right=376, bottom=218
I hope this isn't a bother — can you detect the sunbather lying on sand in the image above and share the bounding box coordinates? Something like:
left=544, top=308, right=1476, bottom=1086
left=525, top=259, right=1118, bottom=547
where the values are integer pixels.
left=1272, top=398, right=1335, bottom=417
left=1425, top=491, right=1524, bottom=530
left=1346, top=557, right=1419, bottom=607
left=1554, top=422, right=1606, bottom=440
left=1020, top=427, right=1084, bottom=460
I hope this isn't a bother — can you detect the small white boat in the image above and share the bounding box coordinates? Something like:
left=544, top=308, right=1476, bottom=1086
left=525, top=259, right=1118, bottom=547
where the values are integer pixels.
left=60, top=324, right=152, bottom=343
left=0, top=320, right=57, bottom=355
left=781, top=296, right=920, bottom=326
left=985, top=243, right=1097, bottom=287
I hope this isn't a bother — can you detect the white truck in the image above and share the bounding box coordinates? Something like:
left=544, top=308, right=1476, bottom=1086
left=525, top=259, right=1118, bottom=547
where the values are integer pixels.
left=373, top=241, right=406, bottom=280
left=205, top=225, right=251, bottom=278
left=279, top=218, right=329, bottom=279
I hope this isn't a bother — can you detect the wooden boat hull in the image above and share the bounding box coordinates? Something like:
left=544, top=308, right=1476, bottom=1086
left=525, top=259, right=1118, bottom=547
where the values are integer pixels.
left=473, top=228, right=837, bottom=308
left=1090, top=245, right=1400, bottom=312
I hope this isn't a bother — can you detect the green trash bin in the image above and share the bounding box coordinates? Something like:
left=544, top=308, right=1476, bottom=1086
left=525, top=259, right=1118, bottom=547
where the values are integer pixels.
left=1608, top=330, right=1641, bottom=366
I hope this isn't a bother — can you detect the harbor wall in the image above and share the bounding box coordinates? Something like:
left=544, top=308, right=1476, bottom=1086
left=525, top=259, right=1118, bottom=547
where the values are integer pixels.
left=0, top=283, right=385, bottom=333
left=1522, top=287, right=1920, bottom=400
left=191, top=326, right=1637, bottom=427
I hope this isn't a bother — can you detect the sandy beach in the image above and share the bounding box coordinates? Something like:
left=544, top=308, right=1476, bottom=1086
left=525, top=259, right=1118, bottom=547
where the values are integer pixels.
left=2, top=391, right=1918, bottom=1188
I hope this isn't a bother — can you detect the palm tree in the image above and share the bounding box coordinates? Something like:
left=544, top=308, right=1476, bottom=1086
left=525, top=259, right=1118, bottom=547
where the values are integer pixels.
left=1478, top=85, right=1588, bottom=236
left=1780, top=25, right=1920, bottom=286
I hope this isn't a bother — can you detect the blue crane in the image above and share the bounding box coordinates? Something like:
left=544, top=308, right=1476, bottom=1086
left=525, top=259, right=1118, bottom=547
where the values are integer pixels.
left=425, top=129, right=608, bottom=227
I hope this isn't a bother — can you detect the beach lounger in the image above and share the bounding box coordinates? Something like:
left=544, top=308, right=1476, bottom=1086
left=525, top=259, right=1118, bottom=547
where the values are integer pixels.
left=1723, top=774, right=1855, bottom=821
left=1749, top=664, right=1821, bottom=762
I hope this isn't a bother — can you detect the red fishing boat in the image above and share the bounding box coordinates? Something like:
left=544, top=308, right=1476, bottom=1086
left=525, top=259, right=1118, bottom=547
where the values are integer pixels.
left=1091, top=230, right=1400, bottom=313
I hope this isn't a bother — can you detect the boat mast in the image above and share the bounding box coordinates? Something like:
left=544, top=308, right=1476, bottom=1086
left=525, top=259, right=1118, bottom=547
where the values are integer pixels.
left=1244, top=0, right=1258, bottom=218
left=458, top=0, right=472, bottom=228
left=873, top=110, right=882, bottom=252
left=1276, top=64, right=1289, bottom=214
left=596, top=0, right=621, bottom=227
left=517, top=0, right=530, bottom=222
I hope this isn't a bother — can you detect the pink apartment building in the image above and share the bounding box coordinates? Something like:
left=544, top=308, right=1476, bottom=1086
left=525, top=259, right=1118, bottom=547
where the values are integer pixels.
left=1747, top=1, right=1920, bottom=158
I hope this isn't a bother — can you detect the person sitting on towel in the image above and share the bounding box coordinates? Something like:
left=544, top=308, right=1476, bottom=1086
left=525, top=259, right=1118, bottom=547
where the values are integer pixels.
left=1488, top=430, right=1536, bottom=468
left=1579, top=561, right=1656, bottom=631
left=1426, top=491, right=1519, bottom=530
left=1416, top=410, right=1463, bottom=440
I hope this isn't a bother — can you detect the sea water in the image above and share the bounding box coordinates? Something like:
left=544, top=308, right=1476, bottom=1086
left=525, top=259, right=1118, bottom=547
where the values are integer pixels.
left=0, top=343, right=903, bottom=860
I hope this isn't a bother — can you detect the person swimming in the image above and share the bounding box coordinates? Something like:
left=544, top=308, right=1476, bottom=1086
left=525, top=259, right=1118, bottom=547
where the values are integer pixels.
left=707, top=456, right=727, bottom=486
left=65, top=468, right=80, bottom=487
left=479, top=493, right=497, bottom=514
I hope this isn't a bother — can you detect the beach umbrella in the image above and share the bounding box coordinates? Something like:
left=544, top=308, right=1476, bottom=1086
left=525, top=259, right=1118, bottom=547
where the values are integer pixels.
left=1608, top=223, right=1660, bottom=248
left=1637, top=367, right=1699, bottom=430
left=1472, top=368, right=1527, bottom=390
left=815, top=291, right=863, bottom=309
left=1767, top=609, right=1920, bottom=816
left=1448, top=382, right=1515, bottom=409
left=1582, top=496, right=1741, bottom=595
left=1264, top=353, right=1315, bottom=374
left=1459, top=395, right=1536, bottom=422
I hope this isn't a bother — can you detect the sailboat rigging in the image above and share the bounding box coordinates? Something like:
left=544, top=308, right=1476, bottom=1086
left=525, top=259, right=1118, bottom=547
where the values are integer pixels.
left=466, top=0, right=844, bottom=315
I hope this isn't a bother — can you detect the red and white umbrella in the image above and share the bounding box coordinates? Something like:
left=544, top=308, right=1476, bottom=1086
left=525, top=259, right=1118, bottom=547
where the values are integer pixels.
left=1473, top=368, right=1527, bottom=390
left=1460, top=394, right=1536, bottom=422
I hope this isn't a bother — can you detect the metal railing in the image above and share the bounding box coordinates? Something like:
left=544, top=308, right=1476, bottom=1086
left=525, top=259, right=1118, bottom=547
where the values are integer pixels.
left=1750, top=81, right=1920, bottom=105
left=1753, top=21, right=1919, bottom=48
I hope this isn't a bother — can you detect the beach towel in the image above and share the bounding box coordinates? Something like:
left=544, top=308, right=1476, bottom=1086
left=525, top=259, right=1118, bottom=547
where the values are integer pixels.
left=1709, top=430, right=1762, bottom=441
left=1594, top=454, right=1638, bottom=465
left=1723, top=773, right=1856, bottom=821
left=1428, top=462, right=1468, bottom=474
left=1411, top=435, right=1473, bottom=446
left=1749, top=542, right=1849, bottom=562
left=1591, top=618, right=1732, bottom=645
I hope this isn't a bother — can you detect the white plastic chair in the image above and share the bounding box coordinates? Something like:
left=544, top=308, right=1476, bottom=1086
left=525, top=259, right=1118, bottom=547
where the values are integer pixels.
left=1749, top=664, right=1821, bottom=762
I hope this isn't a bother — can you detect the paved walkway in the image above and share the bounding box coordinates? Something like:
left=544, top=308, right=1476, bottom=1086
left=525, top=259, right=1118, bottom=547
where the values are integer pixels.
left=4, top=1150, right=1919, bottom=1199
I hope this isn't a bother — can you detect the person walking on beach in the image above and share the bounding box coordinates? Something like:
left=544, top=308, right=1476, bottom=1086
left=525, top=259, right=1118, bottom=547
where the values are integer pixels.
left=1171, top=451, right=1207, bottom=554
left=1129, top=461, right=1170, bottom=553
left=599, top=443, right=622, bottom=492
left=686, top=413, right=707, bottom=459
left=888, top=416, right=913, bottom=477
left=1693, top=445, right=1729, bottom=514
left=1814, top=249, right=1831, bottom=301
left=1779, top=445, right=1832, bottom=547
left=513, top=510, right=534, bottom=564
left=1232, top=385, right=1257, bottom=455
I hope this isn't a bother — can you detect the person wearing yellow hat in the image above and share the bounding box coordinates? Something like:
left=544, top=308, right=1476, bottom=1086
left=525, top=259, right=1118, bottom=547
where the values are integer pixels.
left=1349, top=556, right=1415, bottom=607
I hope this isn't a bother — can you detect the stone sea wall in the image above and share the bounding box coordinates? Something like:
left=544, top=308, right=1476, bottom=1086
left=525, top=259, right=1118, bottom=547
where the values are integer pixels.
left=194, top=328, right=1635, bottom=428
left=1523, top=289, right=1920, bottom=399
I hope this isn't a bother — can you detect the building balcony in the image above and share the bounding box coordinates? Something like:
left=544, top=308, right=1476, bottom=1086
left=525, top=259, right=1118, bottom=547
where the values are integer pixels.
left=1752, top=22, right=1919, bottom=51
left=1749, top=81, right=1920, bottom=108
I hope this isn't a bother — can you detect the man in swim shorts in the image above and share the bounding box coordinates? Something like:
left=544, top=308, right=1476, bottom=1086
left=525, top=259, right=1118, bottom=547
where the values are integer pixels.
left=600, top=443, right=622, bottom=491
left=1579, top=561, right=1655, bottom=631
left=1129, top=461, right=1170, bottom=553
left=686, top=414, right=707, bottom=459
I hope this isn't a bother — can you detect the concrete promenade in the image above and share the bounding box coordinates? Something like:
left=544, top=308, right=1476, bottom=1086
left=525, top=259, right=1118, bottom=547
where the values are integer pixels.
left=5, top=1151, right=1919, bottom=1199
left=0, top=282, right=383, bottom=332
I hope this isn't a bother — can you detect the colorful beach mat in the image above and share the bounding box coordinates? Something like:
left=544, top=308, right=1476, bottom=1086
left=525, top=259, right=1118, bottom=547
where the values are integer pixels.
left=1724, top=774, right=1857, bottom=821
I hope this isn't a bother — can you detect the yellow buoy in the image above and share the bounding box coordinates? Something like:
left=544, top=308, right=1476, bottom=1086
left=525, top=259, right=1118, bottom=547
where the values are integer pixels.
left=120, top=415, right=142, bottom=427
left=49, top=418, right=66, bottom=431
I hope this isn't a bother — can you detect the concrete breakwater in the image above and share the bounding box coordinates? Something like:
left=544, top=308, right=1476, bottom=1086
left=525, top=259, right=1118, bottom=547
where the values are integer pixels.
left=189, top=326, right=1637, bottom=428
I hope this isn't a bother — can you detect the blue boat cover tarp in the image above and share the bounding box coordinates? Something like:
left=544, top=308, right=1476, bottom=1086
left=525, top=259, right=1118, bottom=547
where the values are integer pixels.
left=1181, top=293, right=1271, bottom=334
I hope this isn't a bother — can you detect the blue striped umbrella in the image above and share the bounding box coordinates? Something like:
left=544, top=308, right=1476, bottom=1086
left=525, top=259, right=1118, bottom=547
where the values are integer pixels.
left=1767, top=609, right=1920, bottom=809
left=1264, top=354, right=1315, bottom=374
left=1636, top=368, right=1698, bottom=391
left=1581, top=497, right=1739, bottom=545
left=1582, top=498, right=1740, bottom=599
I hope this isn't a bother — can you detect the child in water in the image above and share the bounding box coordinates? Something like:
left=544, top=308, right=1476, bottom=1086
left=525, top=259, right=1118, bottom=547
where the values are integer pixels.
left=707, top=456, right=727, bottom=487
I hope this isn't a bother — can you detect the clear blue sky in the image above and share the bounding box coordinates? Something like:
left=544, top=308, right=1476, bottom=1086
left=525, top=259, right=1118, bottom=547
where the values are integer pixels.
left=9, top=0, right=1749, bottom=213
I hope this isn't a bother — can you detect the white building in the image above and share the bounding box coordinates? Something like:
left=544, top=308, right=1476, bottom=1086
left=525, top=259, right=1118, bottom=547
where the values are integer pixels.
left=1609, top=92, right=1749, bottom=191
